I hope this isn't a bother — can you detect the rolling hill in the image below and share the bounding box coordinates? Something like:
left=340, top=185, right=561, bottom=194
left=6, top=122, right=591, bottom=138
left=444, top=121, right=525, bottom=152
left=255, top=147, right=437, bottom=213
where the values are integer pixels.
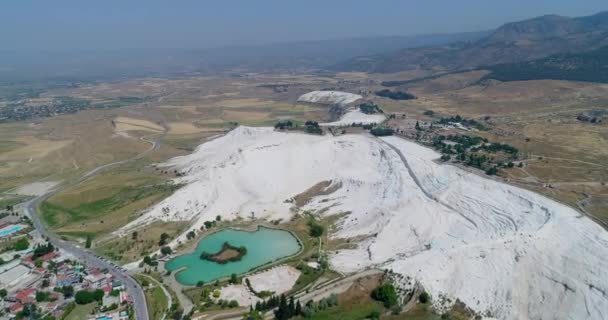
left=330, top=11, right=608, bottom=74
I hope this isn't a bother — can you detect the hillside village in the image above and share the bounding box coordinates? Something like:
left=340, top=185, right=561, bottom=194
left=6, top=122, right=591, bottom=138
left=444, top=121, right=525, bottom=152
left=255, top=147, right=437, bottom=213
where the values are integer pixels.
left=0, top=208, right=133, bottom=320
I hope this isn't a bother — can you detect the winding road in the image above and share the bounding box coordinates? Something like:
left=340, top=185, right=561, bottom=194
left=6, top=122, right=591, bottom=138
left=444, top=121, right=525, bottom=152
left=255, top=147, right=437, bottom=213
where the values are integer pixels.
left=22, top=124, right=167, bottom=320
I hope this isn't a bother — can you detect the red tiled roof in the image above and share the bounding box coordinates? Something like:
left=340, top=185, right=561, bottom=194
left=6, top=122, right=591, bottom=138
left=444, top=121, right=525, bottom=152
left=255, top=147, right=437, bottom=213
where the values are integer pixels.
left=10, top=303, right=23, bottom=313
left=15, top=288, right=35, bottom=302
left=40, top=252, right=57, bottom=261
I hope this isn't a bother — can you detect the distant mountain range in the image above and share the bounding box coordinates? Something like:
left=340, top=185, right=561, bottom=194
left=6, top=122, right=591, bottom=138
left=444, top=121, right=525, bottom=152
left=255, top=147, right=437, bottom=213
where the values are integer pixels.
left=330, top=11, right=608, bottom=76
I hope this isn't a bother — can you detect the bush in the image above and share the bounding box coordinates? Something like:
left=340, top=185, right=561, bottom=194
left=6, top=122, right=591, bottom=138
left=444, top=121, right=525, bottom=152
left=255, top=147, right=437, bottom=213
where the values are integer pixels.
left=375, top=89, right=416, bottom=100
left=13, top=238, right=29, bottom=251
left=309, top=223, right=324, bottom=238
left=161, top=246, right=173, bottom=255
left=368, top=310, right=381, bottom=320
left=371, top=283, right=398, bottom=308
left=418, top=291, right=430, bottom=304
left=359, top=103, right=384, bottom=114
left=213, top=290, right=221, bottom=298
left=74, top=289, right=104, bottom=305
left=369, top=127, right=394, bottom=137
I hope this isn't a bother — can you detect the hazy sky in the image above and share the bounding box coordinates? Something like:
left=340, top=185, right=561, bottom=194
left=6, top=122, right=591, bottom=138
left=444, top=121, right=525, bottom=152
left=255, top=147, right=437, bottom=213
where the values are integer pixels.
left=1, top=0, right=606, bottom=51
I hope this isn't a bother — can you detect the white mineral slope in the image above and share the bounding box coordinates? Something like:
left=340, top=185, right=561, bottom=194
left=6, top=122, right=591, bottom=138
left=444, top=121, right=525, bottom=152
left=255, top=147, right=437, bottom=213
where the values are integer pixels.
left=320, top=109, right=386, bottom=126
left=297, top=90, right=362, bottom=106
left=329, top=137, right=608, bottom=320
left=117, top=127, right=608, bottom=319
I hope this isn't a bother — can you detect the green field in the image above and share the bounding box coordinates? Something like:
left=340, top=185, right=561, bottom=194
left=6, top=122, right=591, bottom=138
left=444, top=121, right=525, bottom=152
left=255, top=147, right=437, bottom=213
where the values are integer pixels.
left=64, top=303, right=97, bottom=320
left=38, top=164, right=178, bottom=242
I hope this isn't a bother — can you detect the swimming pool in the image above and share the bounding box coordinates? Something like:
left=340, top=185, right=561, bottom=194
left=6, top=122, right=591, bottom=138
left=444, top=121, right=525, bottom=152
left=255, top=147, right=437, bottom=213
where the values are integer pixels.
left=0, top=225, right=23, bottom=237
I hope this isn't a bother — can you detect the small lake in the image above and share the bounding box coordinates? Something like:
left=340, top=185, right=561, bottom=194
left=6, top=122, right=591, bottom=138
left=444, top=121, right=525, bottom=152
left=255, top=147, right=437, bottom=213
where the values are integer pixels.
left=165, top=226, right=301, bottom=285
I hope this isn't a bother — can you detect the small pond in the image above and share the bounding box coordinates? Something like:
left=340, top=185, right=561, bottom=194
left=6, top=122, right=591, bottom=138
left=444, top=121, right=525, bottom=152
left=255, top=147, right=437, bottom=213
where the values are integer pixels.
left=165, top=226, right=301, bottom=285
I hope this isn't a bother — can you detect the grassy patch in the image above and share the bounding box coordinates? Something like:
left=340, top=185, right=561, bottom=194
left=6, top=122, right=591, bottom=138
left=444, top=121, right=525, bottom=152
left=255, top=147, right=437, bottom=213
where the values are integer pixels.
left=0, top=194, right=30, bottom=209
left=144, top=283, right=168, bottom=320
left=40, top=167, right=177, bottom=237
left=96, top=221, right=188, bottom=263
left=302, top=300, right=384, bottom=320
left=64, top=302, right=97, bottom=320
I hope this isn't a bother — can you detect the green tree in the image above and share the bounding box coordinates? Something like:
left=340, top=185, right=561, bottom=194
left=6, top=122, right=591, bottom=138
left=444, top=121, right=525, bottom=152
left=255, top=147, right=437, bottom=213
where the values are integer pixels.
left=309, top=223, right=324, bottom=238
left=371, top=283, right=399, bottom=308
left=85, top=234, right=92, bottom=248
left=62, top=286, right=74, bottom=298
left=161, top=246, right=173, bottom=255
left=230, top=273, right=239, bottom=284
left=418, top=291, right=430, bottom=304
left=159, top=233, right=170, bottom=246
left=13, top=237, right=29, bottom=251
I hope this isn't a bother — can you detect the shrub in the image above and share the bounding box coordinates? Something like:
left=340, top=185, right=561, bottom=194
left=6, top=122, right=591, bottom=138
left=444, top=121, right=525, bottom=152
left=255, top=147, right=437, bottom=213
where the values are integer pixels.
left=309, top=223, right=324, bottom=238
left=375, top=89, right=416, bottom=100
left=419, top=291, right=430, bottom=304
left=74, top=289, right=104, bottom=305
left=369, top=127, right=394, bottom=137
left=371, top=283, right=398, bottom=308
left=368, top=310, right=381, bottom=320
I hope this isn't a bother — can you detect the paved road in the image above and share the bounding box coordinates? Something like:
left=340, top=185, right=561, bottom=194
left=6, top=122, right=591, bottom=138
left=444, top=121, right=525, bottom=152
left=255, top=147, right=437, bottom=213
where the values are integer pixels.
left=22, top=127, right=166, bottom=320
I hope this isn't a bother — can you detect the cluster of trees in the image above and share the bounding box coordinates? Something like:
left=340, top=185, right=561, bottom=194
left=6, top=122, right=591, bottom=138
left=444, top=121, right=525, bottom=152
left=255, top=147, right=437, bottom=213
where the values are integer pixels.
left=371, top=283, right=399, bottom=308
left=217, top=299, right=239, bottom=309
left=13, top=237, right=30, bottom=251
left=161, top=246, right=173, bottom=256
left=299, top=294, right=339, bottom=318
left=438, top=115, right=486, bottom=130
left=431, top=134, right=519, bottom=176
left=307, top=218, right=324, bottom=238
left=375, top=89, right=416, bottom=100
left=251, top=294, right=303, bottom=320
left=54, top=285, right=75, bottom=298
left=158, top=233, right=170, bottom=246
left=74, top=289, right=104, bottom=305
left=186, top=230, right=196, bottom=240
left=275, top=120, right=294, bottom=130
left=35, top=291, right=53, bottom=302
left=143, top=255, right=158, bottom=267
left=32, top=242, right=54, bottom=259
left=349, top=122, right=377, bottom=129
left=480, top=142, right=519, bottom=155
left=370, top=127, right=394, bottom=137
left=304, top=121, right=322, bottom=135
left=359, top=103, right=384, bottom=114
left=200, top=215, right=222, bottom=231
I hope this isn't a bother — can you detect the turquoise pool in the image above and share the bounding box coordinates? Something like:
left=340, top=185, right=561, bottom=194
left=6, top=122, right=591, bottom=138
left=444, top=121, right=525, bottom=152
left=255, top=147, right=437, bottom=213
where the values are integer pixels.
left=0, top=225, right=23, bottom=237
left=165, top=226, right=301, bottom=285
